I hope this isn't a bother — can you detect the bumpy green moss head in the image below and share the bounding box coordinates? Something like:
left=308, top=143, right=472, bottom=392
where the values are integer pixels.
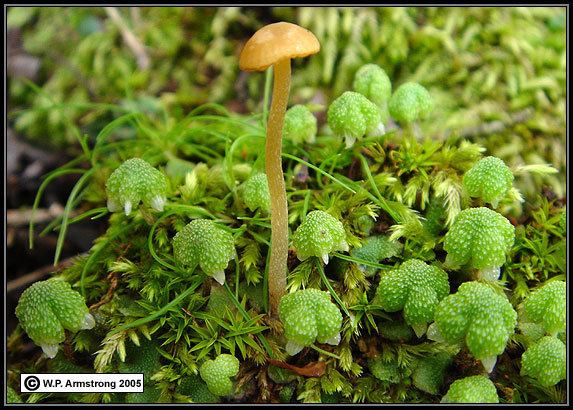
left=292, top=210, right=348, bottom=265
left=15, top=278, right=95, bottom=358
left=106, top=158, right=168, bottom=216
left=374, top=259, right=449, bottom=337
left=172, top=219, right=235, bottom=285
left=463, top=156, right=514, bottom=208
left=388, top=82, right=432, bottom=124
left=412, top=352, right=453, bottom=395
left=283, top=105, right=317, bottom=144
left=199, top=354, right=240, bottom=397
left=350, top=235, right=402, bottom=274
left=441, top=375, right=499, bottom=403
left=432, top=281, right=517, bottom=372
left=353, top=64, right=392, bottom=107
left=520, top=336, right=566, bottom=387
left=443, top=207, right=515, bottom=281
left=240, top=173, right=271, bottom=213
left=278, top=288, right=343, bottom=355
left=522, top=280, right=566, bottom=336
left=327, top=91, right=384, bottom=148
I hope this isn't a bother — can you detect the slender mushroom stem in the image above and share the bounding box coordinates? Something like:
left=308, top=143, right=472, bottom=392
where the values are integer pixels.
left=266, top=58, right=291, bottom=315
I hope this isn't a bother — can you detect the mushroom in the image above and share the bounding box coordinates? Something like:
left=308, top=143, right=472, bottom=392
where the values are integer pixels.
left=239, top=22, right=320, bottom=315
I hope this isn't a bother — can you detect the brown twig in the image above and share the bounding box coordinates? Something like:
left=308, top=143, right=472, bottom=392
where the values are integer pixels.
left=89, top=271, right=119, bottom=310
left=7, top=253, right=87, bottom=293
left=104, top=6, right=150, bottom=70
left=267, top=358, right=326, bottom=378
left=7, top=203, right=67, bottom=227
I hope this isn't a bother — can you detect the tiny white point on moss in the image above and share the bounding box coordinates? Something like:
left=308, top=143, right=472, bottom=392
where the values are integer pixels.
left=324, top=332, right=341, bottom=346
left=124, top=201, right=132, bottom=216
left=412, top=323, right=428, bottom=338
left=107, top=199, right=120, bottom=213
left=151, top=195, right=166, bottom=212
left=41, top=344, right=59, bottom=359
left=285, top=340, right=305, bottom=356
left=344, top=135, right=356, bottom=148
left=212, top=270, right=226, bottom=285
left=81, top=313, right=96, bottom=330
left=481, top=356, right=497, bottom=373
left=426, top=322, right=445, bottom=343
left=478, top=266, right=500, bottom=282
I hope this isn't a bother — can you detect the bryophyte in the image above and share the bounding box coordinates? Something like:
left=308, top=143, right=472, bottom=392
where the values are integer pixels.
left=353, top=63, right=392, bottom=108
left=412, top=352, right=453, bottom=395
left=368, top=357, right=402, bottom=383
left=118, top=338, right=161, bottom=384
left=327, top=91, right=385, bottom=148
left=15, top=278, right=95, bottom=358
left=172, top=219, right=235, bottom=285
left=283, top=104, right=318, bottom=144
left=441, top=375, right=499, bottom=403
left=463, top=156, right=514, bottom=208
left=278, top=288, right=342, bottom=355
left=522, top=280, right=566, bottom=336
left=520, top=335, right=566, bottom=387
left=374, top=259, right=449, bottom=337
left=199, top=354, right=240, bottom=397
left=430, top=281, right=517, bottom=373
left=177, top=373, right=219, bottom=403
left=443, top=207, right=515, bottom=281
left=292, top=210, right=349, bottom=265
left=106, top=157, right=168, bottom=216
left=240, top=173, right=271, bottom=213
left=350, top=235, right=402, bottom=275
left=388, top=82, right=432, bottom=125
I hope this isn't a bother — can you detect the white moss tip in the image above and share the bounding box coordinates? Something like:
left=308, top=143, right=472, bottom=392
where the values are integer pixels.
left=479, top=266, right=501, bottom=282
left=344, top=135, right=356, bottom=149
left=107, top=199, right=120, bottom=213
left=151, top=195, right=166, bottom=212
left=212, top=270, right=225, bottom=285
left=481, top=356, right=497, bottom=373
left=41, top=343, right=59, bottom=359
left=412, top=323, right=428, bottom=338
left=285, top=340, right=305, bottom=356
left=369, top=122, right=386, bottom=137
left=81, top=313, right=96, bottom=330
left=426, top=322, right=446, bottom=343
left=321, top=253, right=330, bottom=265
left=324, top=333, right=341, bottom=346
left=124, top=201, right=132, bottom=216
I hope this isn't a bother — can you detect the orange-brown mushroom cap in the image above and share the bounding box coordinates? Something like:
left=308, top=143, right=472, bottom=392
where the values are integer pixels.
left=239, top=22, right=320, bottom=72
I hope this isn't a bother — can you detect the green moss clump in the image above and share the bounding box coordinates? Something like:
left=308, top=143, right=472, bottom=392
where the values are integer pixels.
left=521, top=336, right=566, bottom=387
left=15, top=278, right=95, bottom=359
left=463, top=156, right=514, bottom=208
left=441, top=375, right=499, bottom=403
left=279, top=288, right=342, bottom=355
